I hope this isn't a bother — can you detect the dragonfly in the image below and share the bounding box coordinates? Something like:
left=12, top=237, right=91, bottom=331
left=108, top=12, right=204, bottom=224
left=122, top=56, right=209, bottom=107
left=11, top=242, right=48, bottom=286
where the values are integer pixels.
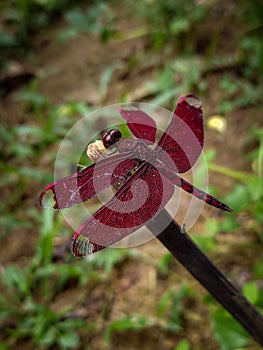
left=39, top=95, right=233, bottom=257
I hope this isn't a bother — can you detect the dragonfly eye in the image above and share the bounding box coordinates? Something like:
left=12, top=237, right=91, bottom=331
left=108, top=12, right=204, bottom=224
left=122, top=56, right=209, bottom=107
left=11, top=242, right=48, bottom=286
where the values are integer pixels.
left=102, top=129, right=122, bottom=148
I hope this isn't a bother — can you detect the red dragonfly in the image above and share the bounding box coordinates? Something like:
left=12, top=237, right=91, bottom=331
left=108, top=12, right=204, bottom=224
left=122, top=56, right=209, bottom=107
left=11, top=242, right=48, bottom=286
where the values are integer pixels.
left=39, top=95, right=233, bottom=257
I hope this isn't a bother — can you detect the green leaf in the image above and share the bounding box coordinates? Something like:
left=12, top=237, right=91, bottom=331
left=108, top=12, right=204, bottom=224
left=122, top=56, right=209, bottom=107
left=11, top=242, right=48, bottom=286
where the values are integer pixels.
left=157, top=286, right=190, bottom=328
left=0, top=30, right=16, bottom=47
left=18, top=166, right=51, bottom=181
left=224, top=184, right=250, bottom=211
left=170, top=18, right=190, bottom=34
left=219, top=216, right=239, bottom=232
left=64, top=5, right=106, bottom=34
left=58, top=331, right=80, bottom=349
left=105, top=314, right=154, bottom=343
left=2, top=265, right=28, bottom=295
left=0, top=343, right=9, bottom=350
left=204, top=149, right=216, bottom=162
left=40, top=208, right=55, bottom=236
left=158, top=252, right=173, bottom=274
left=64, top=10, right=91, bottom=32
left=175, top=339, right=190, bottom=350
left=0, top=308, right=13, bottom=322
left=242, top=281, right=259, bottom=304
left=150, top=86, right=180, bottom=106
left=253, top=257, right=263, bottom=279
left=193, top=234, right=215, bottom=252
left=99, top=63, right=123, bottom=101
left=56, top=28, right=78, bottom=42
left=16, top=91, right=49, bottom=110
left=37, top=327, right=56, bottom=347
left=90, top=248, right=135, bottom=274
left=158, top=290, right=174, bottom=317
left=246, top=176, right=263, bottom=201
left=205, top=218, right=219, bottom=235
left=211, top=309, right=250, bottom=350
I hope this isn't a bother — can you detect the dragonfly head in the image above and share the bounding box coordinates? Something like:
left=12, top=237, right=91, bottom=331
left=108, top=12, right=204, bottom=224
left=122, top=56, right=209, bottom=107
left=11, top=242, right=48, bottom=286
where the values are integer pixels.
left=102, top=129, right=122, bottom=149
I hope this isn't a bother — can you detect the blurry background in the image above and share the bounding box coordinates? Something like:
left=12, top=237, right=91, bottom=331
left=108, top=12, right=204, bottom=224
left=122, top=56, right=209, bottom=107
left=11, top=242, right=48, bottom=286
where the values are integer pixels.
left=0, top=0, right=263, bottom=349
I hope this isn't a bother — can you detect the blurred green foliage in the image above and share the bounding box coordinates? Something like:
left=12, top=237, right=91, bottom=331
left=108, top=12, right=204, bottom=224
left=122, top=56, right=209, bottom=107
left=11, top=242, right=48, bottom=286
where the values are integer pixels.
left=211, top=309, right=251, bottom=350
left=0, top=0, right=73, bottom=66
left=132, top=0, right=207, bottom=50
left=175, top=339, right=190, bottom=350
left=58, top=3, right=116, bottom=42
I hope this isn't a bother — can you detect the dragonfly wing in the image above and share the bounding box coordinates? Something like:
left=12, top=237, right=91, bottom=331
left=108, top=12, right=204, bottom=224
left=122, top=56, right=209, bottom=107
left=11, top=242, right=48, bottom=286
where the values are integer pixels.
left=39, top=153, right=138, bottom=209
left=71, top=163, right=174, bottom=257
left=157, top=95, right=204, bottom=173
left=119, top=106, right=157, bottom=143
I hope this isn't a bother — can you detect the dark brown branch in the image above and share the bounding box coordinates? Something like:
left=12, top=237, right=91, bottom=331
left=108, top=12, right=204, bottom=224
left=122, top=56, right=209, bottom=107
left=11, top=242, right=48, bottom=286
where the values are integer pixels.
left=146, top=209, right=263, bottom=347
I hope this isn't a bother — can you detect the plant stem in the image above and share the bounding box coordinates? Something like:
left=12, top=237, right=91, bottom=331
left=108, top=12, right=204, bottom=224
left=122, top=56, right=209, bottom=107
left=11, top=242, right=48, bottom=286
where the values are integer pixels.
left=146, top=209, right=263, bottom=347
left=209, top=163, right=254, bottom=183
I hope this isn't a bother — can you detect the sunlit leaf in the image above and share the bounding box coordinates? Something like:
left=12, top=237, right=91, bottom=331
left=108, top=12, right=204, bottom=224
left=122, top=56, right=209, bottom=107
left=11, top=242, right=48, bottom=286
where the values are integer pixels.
left=58, top=331, right=80, bottom=349
left=242, top=281, right=259, bottom=304
left=99, top=63, right=123, bottom=101
left=37, top=327, right=56, bottom=347
left=211, top=309, right=250, bottom=350
left=105, top=314, right=155, bottom=343
left=175, top=339, right=190, bottom=350
left=253, top=257, right=263, bottom=279
left=56, top=28, right=78, bottom=42
left=219, top=217, right=239, bottom=232
left=224, top=184, right=250, bottom=211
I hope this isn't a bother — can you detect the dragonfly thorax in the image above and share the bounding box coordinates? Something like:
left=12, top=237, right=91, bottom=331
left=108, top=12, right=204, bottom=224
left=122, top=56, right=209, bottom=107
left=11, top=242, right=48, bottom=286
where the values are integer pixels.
left=117, top=138, right=154, bottom=162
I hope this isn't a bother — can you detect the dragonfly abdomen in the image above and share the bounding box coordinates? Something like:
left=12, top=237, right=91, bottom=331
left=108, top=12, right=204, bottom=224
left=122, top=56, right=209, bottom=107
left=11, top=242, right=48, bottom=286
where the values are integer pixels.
left=179, top=176, right=233, bottom=212
left=157, top=164, right=233, bottom=212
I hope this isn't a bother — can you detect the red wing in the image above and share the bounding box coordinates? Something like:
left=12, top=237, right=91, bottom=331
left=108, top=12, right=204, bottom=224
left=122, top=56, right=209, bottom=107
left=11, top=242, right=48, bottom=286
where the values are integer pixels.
left=119, top=106, right=156, bottom=143
left=71, top=163, right=174, bottom=257
left=157, top=95, right=204, bottom=173
left=39, top=152, right=138, bottom=209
